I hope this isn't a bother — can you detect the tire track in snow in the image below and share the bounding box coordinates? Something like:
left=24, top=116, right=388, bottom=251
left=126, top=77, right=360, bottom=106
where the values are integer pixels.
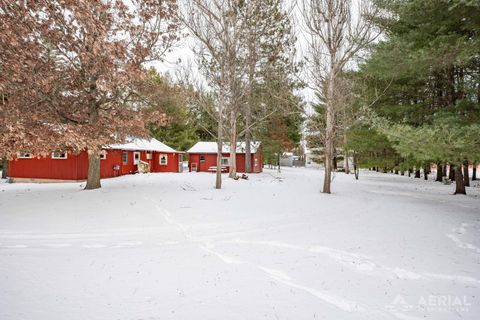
left=145, top=200, right=423, bottom=319
left=446, top=222, right=480, bottom=254
left=227, top=239, right=480, bottom=285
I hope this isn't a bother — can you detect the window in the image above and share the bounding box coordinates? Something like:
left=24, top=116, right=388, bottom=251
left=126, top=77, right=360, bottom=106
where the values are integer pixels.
left=18, top=153, right=33, bottom=159
left=200, top=155, right=205, bottom=163
left=254, top=158, right=258, bottom=167
left=146, top=151, right=153, bottom=160
left=122, top=151, right=128, bottom=164
left=133, top=152, right=140, bottom=165
left=100, top=150, right=107, bottom=160
left=51, top=151, right=67, bottom=159
left=159, top=154, right=168, bottom=165
left=221, top=157, right=229, bottom=166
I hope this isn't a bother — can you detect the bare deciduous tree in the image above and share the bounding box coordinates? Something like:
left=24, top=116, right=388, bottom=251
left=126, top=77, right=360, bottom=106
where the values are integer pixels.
left=179, top=0, right=247, bottom=188
left=302, top=0, right=379, bottom=193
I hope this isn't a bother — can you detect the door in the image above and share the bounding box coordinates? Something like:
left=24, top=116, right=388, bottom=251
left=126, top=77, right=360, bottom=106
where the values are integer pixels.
left=178, top=154, right=183, bottom=172
left=133, top=151, right=140, bottom=165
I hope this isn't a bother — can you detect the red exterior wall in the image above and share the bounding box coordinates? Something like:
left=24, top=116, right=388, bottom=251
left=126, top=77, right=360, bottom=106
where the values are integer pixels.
left=188, top=152, right=263, bottom=173
left=9, top=149, right=180, bottom=181
left=9, top=152, right=85, bottom=180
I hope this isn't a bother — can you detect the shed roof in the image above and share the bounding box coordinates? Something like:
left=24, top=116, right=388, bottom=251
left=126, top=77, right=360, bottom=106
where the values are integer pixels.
left=108, top=138, right=178, bottom=153
left=187, top=141, right=261, bottom=154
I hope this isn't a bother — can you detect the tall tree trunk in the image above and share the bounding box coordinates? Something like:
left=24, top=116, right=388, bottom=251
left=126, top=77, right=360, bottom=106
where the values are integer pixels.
left=473, top=165, right=477, bottom=181
left=463, top=162, right=470, bottom=187
left=408, top=168, right=412, bottom=177
left=442, top=163, right=447, bottom=177
left=449, top=164, right=455, bottom=181
left=454, top=165, right=466, bottom=195
left=1, top=158, right=8, bottom=179
left=215, top=102, right=224, bottom=189
left=85, top=88, right=101, bottom=190
left=244, top=113, right=252, bottom=173
left=436, top=164, right=443, bottom=182
left=85, top=151, right=101, bottom=190
left=322, top=71, right=335, bottom=194
left=423, top=164, right=429, bottom=180
left=414, top=169, right=421, bottom=178
left=229, top=110, right=237, bottom=178
left=353, top=154, right=359, bottom=180
left=343, top=134, right=349, bottom=174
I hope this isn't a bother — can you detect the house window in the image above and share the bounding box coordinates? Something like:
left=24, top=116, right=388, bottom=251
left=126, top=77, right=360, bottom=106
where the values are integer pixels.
left=52, top=151, right=67, bottom=159
left=100, top=150, right=107, bottom=160
left=146, top=151, right=153, bottom=160
left=122, top=151, right=128, bottom=164
left=200, top=155, right=205, bottom=163
left=221, top=157, right=229, bottom=166
left=159, top=154, right=168, bottom=165
left=254, top=158, right=258, bottom=167
left=18, top=153, right=33, bottom=159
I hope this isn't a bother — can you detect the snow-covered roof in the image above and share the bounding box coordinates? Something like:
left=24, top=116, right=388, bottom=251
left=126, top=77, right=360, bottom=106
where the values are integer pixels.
left=187, top=141, right=261, bottom=154
left=107, top=138, right=178, bottom=153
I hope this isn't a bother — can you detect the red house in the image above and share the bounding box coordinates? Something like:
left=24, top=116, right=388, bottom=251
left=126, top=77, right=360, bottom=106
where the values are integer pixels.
left=187, top=141, right=262, bottom=173
left=8, top=138, right=184, bottom=182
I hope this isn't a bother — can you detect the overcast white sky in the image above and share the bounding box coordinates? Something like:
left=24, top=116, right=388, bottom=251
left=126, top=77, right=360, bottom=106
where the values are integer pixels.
left=150, top=0, right=316, bottom=106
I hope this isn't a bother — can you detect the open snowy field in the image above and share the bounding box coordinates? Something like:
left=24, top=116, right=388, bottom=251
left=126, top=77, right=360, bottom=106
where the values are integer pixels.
left=0, top=168, right=479, bottom=320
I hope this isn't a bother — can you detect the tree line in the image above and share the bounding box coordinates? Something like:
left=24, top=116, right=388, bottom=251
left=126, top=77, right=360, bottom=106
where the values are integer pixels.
left=306, top=0, right=480, bottom=195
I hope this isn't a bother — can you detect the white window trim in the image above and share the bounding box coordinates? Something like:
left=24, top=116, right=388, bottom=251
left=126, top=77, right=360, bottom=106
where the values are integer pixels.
left=146, top=151, right=153, bottom=160
left=122, top=151, right=128, bottom=164
left=100, top=150, right=107, bottom=160
left=18, top=153, right=33, bottom=159
left=159, top=154, right=168, bottom=165
left=221, top=157, right=230, bottom=166
left=51, top=151, right=68, bottom=160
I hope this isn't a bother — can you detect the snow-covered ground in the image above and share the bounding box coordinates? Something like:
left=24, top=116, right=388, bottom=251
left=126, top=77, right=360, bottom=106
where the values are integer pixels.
left=0, top=168, right=479, bottom=320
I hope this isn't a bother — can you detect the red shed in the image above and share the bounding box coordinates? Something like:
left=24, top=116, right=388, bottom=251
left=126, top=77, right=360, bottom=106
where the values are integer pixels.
left=187, top=141, right=262, bottom=173
left=8, top=138, right=183, bottom=182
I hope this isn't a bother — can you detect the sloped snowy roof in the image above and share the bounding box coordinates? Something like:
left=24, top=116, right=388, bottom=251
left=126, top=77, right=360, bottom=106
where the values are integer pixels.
left=187, top=141, right=261, bottom=154
left=107, top=138, right=178, bottom=153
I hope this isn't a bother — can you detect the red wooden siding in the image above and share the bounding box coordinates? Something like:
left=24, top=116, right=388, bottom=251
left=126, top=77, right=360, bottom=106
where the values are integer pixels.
left=9, top=149, right=181, bottom=181
left=188, top=152, right=262, bottom=173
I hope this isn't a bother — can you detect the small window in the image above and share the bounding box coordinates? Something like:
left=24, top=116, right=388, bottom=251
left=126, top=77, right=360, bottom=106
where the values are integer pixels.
left=122, top=151, right=128, bottom=164
left=254, top=158, right=258, bottom=167
left=100, top=150, right=107, bottom=160
left=18, top=153, right=33, bottom=159
left=146, top=151, right=152, bottom=160
left=159, top=154, right=168, bottom=165
left=200, top=155, right=205, bottom=163
left=52, top=151, right=67, bottom=159
left=221, top=157, right=229, bottom=166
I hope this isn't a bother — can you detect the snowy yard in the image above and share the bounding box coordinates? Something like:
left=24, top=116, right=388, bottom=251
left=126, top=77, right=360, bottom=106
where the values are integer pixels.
left=0, top=168, right=479, bottom=320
